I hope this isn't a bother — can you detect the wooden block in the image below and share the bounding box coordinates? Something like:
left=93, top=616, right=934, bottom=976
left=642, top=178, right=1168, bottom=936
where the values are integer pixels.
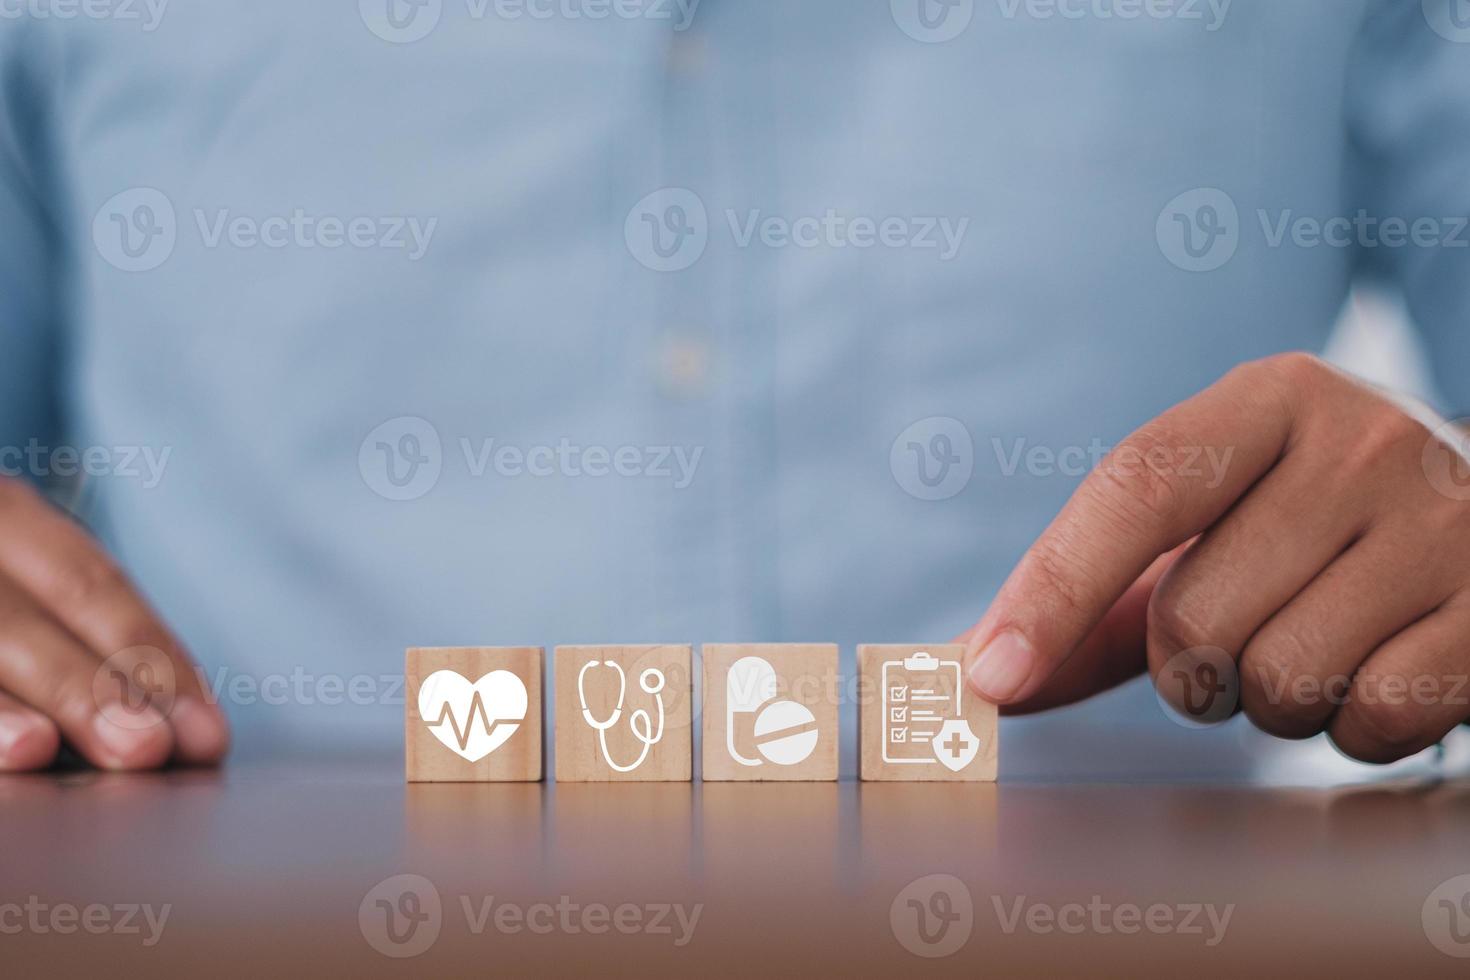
left=858, top=645, right=997, bottom=782
left=405, top=647, right=543, bottom=783
left=553, top=645, right=693, bottom=782
left=702, top=643, right=839, bottom=782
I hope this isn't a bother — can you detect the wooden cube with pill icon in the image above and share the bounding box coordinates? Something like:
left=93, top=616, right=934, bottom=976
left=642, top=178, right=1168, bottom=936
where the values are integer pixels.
left=405, top=647, right=544, bottom=783
left=858, top=644, right=997, bottom=782
left=702, top=643, right=839, bottom=781
left=553, top=645, right=694, bottom=782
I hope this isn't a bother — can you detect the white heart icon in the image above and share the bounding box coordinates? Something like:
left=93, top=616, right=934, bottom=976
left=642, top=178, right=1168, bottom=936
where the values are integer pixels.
left=418, top=669, right=528, bottom=763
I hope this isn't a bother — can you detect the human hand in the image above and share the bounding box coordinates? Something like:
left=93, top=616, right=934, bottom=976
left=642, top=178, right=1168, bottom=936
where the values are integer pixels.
left=0, top=477, right=229, bottom=771
left=962, top=353, right=1470, bottom=763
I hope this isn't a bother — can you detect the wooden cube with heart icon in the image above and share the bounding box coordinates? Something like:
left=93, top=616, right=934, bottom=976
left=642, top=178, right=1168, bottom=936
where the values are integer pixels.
left=702, top=643, right=840, bottom=781
left=858, top=644, right=997, bottom=782
left=405, top=647, right=544, bottom=782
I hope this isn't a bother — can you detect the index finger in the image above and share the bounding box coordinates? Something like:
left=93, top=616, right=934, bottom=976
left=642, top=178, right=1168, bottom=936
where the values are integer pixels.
left=962, top=358, right=1300, bottom=705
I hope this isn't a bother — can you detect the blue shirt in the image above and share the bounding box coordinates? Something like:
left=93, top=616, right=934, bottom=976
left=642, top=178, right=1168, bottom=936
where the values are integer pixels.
left=0, top=1, right=1466, bottom=767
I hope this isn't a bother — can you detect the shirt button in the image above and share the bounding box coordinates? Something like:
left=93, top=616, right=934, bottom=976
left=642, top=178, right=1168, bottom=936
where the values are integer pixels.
left=668, top=32, right=707, bottom=76
left=656, top=335, right=711, bottom=396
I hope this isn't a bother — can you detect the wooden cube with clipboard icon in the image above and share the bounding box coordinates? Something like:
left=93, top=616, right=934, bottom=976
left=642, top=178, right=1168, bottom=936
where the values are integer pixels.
left=859, top=645, right=997, bottom=781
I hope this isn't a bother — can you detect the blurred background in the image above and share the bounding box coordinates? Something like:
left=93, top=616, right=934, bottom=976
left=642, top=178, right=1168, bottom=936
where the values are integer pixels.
left=1, top=0, right=1466, bottom=783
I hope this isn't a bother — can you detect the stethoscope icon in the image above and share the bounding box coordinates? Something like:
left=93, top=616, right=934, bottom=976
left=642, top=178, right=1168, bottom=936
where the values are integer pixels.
left=577, top=661, right=666, bottom=773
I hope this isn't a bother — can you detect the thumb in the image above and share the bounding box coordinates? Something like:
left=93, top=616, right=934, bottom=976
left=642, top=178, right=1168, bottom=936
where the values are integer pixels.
left=959, top=544, right=1188, bottom=712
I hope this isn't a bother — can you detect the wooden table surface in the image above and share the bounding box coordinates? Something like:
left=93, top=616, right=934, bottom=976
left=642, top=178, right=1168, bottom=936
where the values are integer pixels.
left=4, top=749, right=1470, bottom=978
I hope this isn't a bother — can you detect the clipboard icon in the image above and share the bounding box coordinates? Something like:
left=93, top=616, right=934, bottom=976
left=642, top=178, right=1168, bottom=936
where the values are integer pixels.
left=882, top=651, right=966, bottom=765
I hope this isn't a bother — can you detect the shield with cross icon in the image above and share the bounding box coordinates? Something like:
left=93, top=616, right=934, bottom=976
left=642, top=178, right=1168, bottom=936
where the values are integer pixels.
left=931, top=719, right=980, bottom=773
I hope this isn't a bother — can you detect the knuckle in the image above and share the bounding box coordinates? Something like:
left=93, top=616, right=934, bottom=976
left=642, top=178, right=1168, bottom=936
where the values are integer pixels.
left=1146, top=585, right=1218, bottom=659
left=45, top=556, right=127, bottom=610
left=1090, top=424, right=1189, bottom=532
left=1332, top=701, right=1428, bottom=765
left=1238, top=635, right=1327, bottom=739
left=46, top=682, right=102, bottom=731
left=1253, top=351, right=1329, bottom=389
left=1358, top=407, right=1423, bottom=460
left=1025, top=538, right=1099, bottom=624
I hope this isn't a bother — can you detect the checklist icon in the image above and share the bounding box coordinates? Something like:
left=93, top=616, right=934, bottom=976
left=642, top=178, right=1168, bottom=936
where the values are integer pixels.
left=881, top=651, right=965, bottom=765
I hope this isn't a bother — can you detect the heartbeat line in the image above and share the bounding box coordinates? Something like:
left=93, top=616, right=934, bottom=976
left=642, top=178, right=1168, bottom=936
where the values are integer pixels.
left=425, top=692, right=516, bottom=751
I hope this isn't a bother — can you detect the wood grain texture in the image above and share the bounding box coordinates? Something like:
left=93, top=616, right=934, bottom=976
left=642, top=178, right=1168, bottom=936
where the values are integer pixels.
left=405, top=647, right=543, bottom=783
left=858, top=644, right=997, bottom=782
left=554, top=645, right=693, bottom=782
left=702, top=643, right=839, bottom=782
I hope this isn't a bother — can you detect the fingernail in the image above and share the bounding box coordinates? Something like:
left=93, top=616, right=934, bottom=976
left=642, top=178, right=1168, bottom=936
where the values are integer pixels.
left=967, top=631, right=1036, bottom=703
left=92, top=707, right=170, bottom=768
left=0, top=716, right=58, bottom=771
left=0, top=715, right=28, bottom=754
left=169, top=698, right=230, bottom=763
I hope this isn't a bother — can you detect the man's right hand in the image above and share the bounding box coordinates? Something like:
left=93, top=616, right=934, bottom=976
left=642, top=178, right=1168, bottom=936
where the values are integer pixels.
left=0, top=477, right=230, bottom=771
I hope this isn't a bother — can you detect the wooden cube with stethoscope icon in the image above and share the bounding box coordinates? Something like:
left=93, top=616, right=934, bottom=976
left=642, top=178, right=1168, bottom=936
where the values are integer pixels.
left=554, top=646, right=693, bottom=782
left=701, top=644, right=840, bottom=781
